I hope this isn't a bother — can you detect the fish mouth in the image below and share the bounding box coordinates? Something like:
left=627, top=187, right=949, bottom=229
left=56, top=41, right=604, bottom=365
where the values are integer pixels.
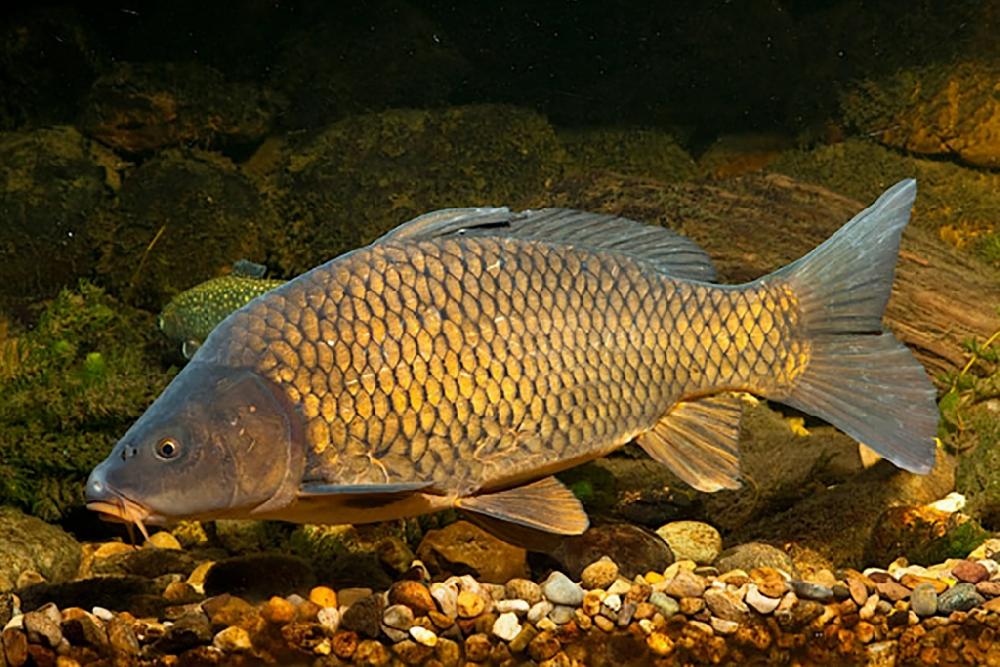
left=86, top=496, right=158, bottom=541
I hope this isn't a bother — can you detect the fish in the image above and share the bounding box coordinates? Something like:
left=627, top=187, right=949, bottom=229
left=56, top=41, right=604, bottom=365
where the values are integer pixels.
left=158, top=260, right=286, bottom=359
left=86, top=180, right=938, bottom=539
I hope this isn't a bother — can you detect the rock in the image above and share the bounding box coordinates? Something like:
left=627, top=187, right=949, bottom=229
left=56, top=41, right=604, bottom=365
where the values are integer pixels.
left=790, top=581, right=834, bottom=603
left=655, top=521, right=722, bottom=565
left=202, top=554, right=316, bottom=600
left=910, top=583, right=939, bottom=617
left=678, top=597, right=705, bottom=615
left=664, top=571, right=705, bottom=599
left=867, top=505, right=989, bottom=566
left=342, top=594, right=384, bottom=638
left=146, top=531, right=182, bottom=550
left=90, top=546, right=199, bottom=579
left=212, top=625, right=252, bottom=652
left=749, top=567, right=789, bottom=598
left=875, top=580, right=911, bottom=603
left=382, top=604, right=414, bottom=631
left=550, top=523, right=673, bottom=580
left=0, top=508, right=80, bottom=593
left=937, top=583, right=985, bottom=614
left=541, top=572, right=583, bottom=606
left=388, top=581, right=435, bottom=615
left=202, top=594, right=259, bottom=630
left=505, top=579, right=542, bottom=605
left=703, top=589, right=750, bottom=622
left=22, top=609, right=62, bottom=648
left=317, top=606, right=340, bottom=633
left=976, top=581, right=1000, bottom=598
left=745, top=584, right=781, bottom=614
left=152, top=610, right=212, bottom=654
left=409, top=625, right=438, bottom=648
left=1, top=628, right=28, bottom=666
left=416, top=521, right=528, bottom=584
left=527, top=601, right=553, bottom=625
left=106, top=615, right=139, bottom=658
left=429, top=583, right=458, bottom=619
left=952, top=560, right=989, bottom=584
left=580, top=557, right=619, bottom=591
left=841, top=62, right=1000, bottom=168
left=492, top=612, right=521, bottom=641
left=60, top=608, right=108, bottom=653
left=261, top=596, right=296, bottom=625
left=17, top=576, right=163, bottom=617
left=715, top=543, right=794, bottom=576
left=711, top=617, right=740, bottom=635
left=648, top=591, right=679, bottom=618
left=456, top=591, right=486, bottom=619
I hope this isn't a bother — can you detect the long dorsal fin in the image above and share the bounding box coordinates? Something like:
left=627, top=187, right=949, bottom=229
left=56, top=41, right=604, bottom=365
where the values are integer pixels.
left=377, top=207, right=717, bottom=282
left=636, top=394, right=744, bottom=492
left=457, top=476, right=590, bottom=535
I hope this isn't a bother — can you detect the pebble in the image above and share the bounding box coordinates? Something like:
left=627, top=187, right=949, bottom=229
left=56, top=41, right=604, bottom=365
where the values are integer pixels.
left=495, top=599, right=530, bottom=615
left=317, top=607, right=340, bottom=633
left=23, top=609, right=62, bottom=648
left=580, top=557, right=619, bottom=590
left=910, top=583, right=939, bottom=617
left=952, top=560, right=989, bottom=584
left=745, top=584, right=780, bottom=614
left=409, top=625, right=437, bottom=647
left=492, top=612, right=521, bottom=641
left=859, top=593, right=880, bottom=621
left=527, top=600, right=553, bottom=625
left=505, top=578, right=543, bottom=605
left=976, top=581, right=1000, bottom=597
left=750, top=567, right=789, bottom=598
left=309, top=586, right=338, bottom=609
left=146, top=531, right=182, bottom=550
left=648, top=591, right=679, bottom=618
left=647, top=631, right=675, bottom=657
left=710, top=616, right=740, bottom=634
left=938, top=583, right=985, bottom=614
left=382, top=604, right=414, bottom=630
left=212, top=625, right=251, bottom=652
left=541, top=572, right=584, bottom=606
left=430, top=582, right=458, bottom=618
left=549, top=605, right=576, bottom=625
left=338, top=587, right=374, bottom=608
left=594, top=614, right=615, bottom=632
left=704, top=588, right=750, bottom=622
left=875, top=580, right=911, bottom=602
left=665, top=571, right=705, bottom=599
left=679, top=596, right=705, bottom=615
left=388, top=581, right=434, bottom=615
left=791, top=581, right=834, bottom=602
left=261, top=596, right=296, bottom=624
left=655, top=521, right=723, bottom=565
left=716, top=542, right=795, bottom=575
left=602, top=594, right=622, bottom=613
left=92, top=607, right=113, bottom=622
left=456, top=590, right=486, bottom=618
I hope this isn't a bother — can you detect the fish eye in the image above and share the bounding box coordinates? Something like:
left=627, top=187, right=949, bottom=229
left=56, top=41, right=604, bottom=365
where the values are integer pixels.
left=155, top=437, right=181, bottom=460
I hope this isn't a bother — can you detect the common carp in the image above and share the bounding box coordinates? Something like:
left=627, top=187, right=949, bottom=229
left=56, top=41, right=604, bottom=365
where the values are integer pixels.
left=86, top=180, right=937, bottom=538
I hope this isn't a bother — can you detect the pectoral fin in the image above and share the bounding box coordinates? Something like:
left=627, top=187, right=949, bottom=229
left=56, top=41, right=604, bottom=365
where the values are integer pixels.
left=457, top=476, right=589, bottom=535
left=636, top=394, right=744, bottom=492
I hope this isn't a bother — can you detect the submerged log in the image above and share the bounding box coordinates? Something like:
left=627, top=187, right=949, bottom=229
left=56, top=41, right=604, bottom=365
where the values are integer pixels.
left=537, top=171, right=1000, bottom=382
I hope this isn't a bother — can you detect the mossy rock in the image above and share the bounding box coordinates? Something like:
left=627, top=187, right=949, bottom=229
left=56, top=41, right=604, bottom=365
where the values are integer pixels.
left=955, top=402, right=1000, bottom=530
left=0, top=282, right=173, bottom=520
left=0, top=126, right=117, bottom=316
left=288, top=522, right=416, bottom=589
left=79, top=61, right=280, bottom=154
left=269, top=0, right=469, bottom=129
left=267, top=104, right=567, bottom=275
left=0, top=506, right=81, bottom=593
left=558, top=127, right=695, bottom=182
left=865, top=505, right=989, bottom=566
left=841, top=62, right=1000, bottom=169
left=769, top=138, right=1000, bottom=267
left=91, top=149, right=275, bottom=309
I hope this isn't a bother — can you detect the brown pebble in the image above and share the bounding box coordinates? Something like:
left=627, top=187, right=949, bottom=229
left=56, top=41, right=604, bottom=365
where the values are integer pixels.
left=202, top=594, right=258, bottom=629
left=528, top=630, right=561, bottom=661
left=464, top=633, right=492, bottom=662
left=665, top=571, right=705, bottom=599
left=332, top=630, right=359, bottom=659
left=679, top=596, right=705, bottom=615
left=456, top=591, right=486, bottom=618
left=106, top=616, right=139, bottom=658
left=509, top=623, right=537, bottom=653
left=876, top=581, right=911, bottom=602
left=634, top=602, right=656, bottom=620
left=280, top=622, right=327, bottom=653
left=856, top=621, right=876, bottom=643
left=900, top=574, right=949, bottom=594
left=574, top=609, right=592, bottom=630
left=581, top=590, right=603, bottom=616
left=390, top=581, right=436, bottom=615
left=428, top=610, right=454, bottom=629
left=393, top=638, right=433, bottom=665
left=646, top=631, right=675, bottom=657
left=952, top=560, right=989, bottom=584
left=26, top=644, right=55, bottom=667
left=847, top=578, right=868, bottom=606
left=887, top=609, right=909, bottom=628
left=750, top=568, right=788, bottom=598
left=355, top=638, right=390, bottom=666
left=163, top=581, right=200, bottom=603
left=434, top=637, right=460, bottom=667
left=593, top=615, right=615, bottom=632
left=2, top=628, right=28, bottom=667
left=976, top=581, right=1000, bottom=598
left=261, top=597, right=296, bottom=624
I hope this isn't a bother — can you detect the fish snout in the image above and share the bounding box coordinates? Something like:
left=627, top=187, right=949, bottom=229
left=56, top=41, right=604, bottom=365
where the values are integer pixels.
left=85, top=462, right=112, bottom=505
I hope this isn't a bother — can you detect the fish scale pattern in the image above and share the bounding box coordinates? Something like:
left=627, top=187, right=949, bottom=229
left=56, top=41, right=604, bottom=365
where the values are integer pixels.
left=206, top=235, right=806, bottom=495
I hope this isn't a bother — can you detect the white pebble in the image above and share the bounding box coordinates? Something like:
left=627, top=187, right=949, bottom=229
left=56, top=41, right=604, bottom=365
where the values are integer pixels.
left=317, top=607, right=340, bottom=632
left=607, top=579, right=631, bottom=596
left=410, top=625, right=438, bottom=647
left=602, top=594, right=622, bottom=612
left=527, top=600, right=553, bottom=624
left=495, top=599, right=530, bottom=615
left=979, top=559, right=999, bottom=577
left=4, top=615, right=23, bottom=631
left=92, top=607, right=113, bottom=622
left=745, top=584, right=780, bottom=614
left=492, top=612, right=522, bottom=641
left=928, top=492, right=966, bottom=513
left=637, top=619, right=654, bottom=635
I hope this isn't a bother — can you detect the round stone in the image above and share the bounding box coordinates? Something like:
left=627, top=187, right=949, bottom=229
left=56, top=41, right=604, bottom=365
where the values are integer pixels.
left=212, top=626, right=252, bottom=652
left=492, top=612, right=521, bottom=641
left=541, top=571, right=584, bottom=606
left=309, top=586, right=338, bottom=609
left=146, top=532, right=182, bottom=550
left=910, top=583, right=938, bottom=617
left=715, top=542, right=794, bottom=575
left=952, top=560, right=989, bottom=584
left=456, top=590, right=486, bottom=618
left=655, top=521, right=722, bottom=565
left=409, top=625, right=438, bottom=647
left=745, top=584, right=780, bottom=614
left=581, top=557, right=620, bottom=590
left=505, top=578, right=542, bottom=605
left=648, top=591, right=679, bottom=618
left=938, top=583, right=985, bottom=614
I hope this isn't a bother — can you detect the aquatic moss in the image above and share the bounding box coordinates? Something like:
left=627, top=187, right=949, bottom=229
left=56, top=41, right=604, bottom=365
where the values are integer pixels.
left=267, top=105, right=568, bottom=275
left=769, top=139, right=1000, bottom=266
left=558, top=127, right=696, bottom=182
left=0, top=282, right=174, bottom=520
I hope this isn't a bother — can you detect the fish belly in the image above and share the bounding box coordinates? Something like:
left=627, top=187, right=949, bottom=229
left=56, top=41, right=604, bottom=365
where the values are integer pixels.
left=206, top=235, right=802, bottom=496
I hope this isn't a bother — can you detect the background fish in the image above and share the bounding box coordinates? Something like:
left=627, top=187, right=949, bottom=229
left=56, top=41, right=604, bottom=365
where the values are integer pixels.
left=158, top=260, right=285, bottom=358
left=87, top=180, right=938, bottom=538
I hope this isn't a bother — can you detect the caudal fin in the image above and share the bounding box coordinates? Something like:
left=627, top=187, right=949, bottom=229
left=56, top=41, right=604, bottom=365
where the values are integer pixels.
left=770, top=179, right=938, bottom=473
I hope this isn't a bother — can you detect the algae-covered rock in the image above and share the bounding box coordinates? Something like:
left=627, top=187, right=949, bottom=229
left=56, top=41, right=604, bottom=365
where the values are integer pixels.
left=0, top=506, right=81, bottom=593
left=559, top=127, right=695, bottom=182
left=0, top=7, right=102, bottom=131
left=267, top=104, right=567, bottom=275
left=289, top=523, right=416, bottom=590
left=80, top=61, right=280, bottom=154
left=416, top=520, right=528, bottom=584
left=841, top=62, right=1000, bottom=169
left=91, top=149, right=274, bottom=309
left=696, top=133, right=793, bottom=179
left=269, top=0, right=469, bottom=129
left=955, top=401, right=1000, bottom=529
left=0, top=282, right=172, bottom=519
left=0, top=127, right=118, bottom=315
left=865, top=505, right=989, bottom=566
left=768, top=138, right=1000, bottom=267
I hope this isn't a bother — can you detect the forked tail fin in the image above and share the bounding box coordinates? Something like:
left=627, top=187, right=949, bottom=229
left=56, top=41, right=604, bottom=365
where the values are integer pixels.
left=768, top=179, right=937, bottom=473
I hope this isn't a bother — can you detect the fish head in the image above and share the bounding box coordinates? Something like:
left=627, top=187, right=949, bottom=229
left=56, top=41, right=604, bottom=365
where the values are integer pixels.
left=86, top=362, right=305, bottom=529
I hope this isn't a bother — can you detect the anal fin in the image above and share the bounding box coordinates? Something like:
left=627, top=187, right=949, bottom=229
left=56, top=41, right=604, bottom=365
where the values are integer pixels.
left=636, top=394, right=744, bottom=492
left=457, top=476, right=589, bottom=535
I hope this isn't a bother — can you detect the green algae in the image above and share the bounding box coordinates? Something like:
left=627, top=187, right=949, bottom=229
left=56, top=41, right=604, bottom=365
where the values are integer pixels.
left=0, top=282, right=173, bottom=519
left=558, top=127, right=696, bottom=182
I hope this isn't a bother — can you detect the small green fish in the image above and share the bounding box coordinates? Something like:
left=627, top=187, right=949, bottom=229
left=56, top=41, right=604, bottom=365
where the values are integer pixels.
left=158, top=260, right=285, bottom=358
left=89, top=181, right=937, bottom=540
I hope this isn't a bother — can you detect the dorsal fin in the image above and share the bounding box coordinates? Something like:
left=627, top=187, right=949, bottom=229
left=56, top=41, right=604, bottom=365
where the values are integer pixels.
left=377, top=207, right=717, bottom=282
